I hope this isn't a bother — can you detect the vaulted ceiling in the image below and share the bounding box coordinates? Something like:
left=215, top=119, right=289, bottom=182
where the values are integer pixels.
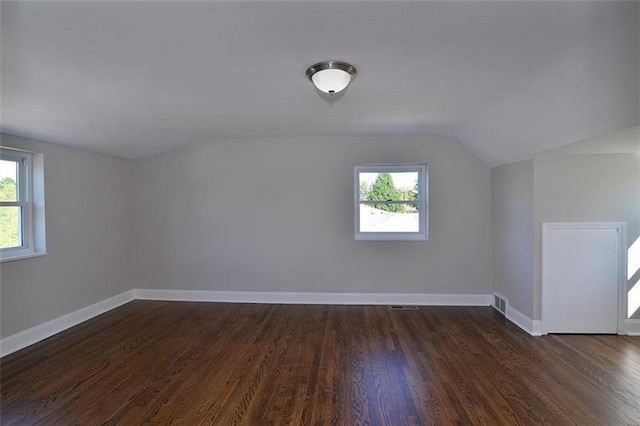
left=1, top=1, right=638, bottom=166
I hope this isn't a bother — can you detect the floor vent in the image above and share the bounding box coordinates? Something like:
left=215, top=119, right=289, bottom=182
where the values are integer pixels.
left=389, top=305, right=419, bottom=310
left=493, top=294, right=507, bottom=315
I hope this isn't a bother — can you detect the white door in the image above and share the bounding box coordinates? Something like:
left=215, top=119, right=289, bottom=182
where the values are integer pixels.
left=543, top=224, right=621, bottom=334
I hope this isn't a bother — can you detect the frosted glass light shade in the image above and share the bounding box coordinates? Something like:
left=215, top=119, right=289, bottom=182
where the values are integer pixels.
left=311, top=69, right=353, bottom=94
left=306, top=61, right=357, bottom=95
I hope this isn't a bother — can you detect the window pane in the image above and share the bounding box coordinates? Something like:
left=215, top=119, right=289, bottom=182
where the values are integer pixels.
left=0, top=206, right=22, bottom=248
left=359, top=172, right=418, bottom=201
left=359, top=203, right=419, bottom=233
left=0, top=160, right=18, bottom=202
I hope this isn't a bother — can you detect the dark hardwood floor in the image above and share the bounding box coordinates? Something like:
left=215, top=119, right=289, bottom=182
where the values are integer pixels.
left=1, top=301, right=639, bottom=425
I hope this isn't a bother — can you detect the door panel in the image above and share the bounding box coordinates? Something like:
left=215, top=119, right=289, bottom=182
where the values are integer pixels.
left=543, top=226, right=619, bottom=334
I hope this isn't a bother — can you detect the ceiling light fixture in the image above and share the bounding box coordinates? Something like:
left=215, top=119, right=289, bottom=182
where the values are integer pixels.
left=306, top=61, right=357, bottom=95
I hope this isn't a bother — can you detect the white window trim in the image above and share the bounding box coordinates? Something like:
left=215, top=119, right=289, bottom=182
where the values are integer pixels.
left=0, top=147, right=46, bottom=262
left=354, top=164, right=428, bottom=241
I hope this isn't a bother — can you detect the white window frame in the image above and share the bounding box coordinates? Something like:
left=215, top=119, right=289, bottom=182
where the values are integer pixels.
left=0, top=147, right=45, bottom=262
left=354, top=164, right=428, bottom=241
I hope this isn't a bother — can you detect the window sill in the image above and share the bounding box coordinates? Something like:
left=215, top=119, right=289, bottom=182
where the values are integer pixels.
left=355, top=233, right=428, bottom=241
left=0, top=251, right=48, bottom=263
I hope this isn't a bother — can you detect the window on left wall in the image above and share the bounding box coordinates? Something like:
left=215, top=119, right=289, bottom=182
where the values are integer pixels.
left=0, top=147, right=46, bottom=262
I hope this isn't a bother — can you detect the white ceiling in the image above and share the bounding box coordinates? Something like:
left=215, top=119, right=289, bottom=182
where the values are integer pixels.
left=1, top=1, right=638, bottom=166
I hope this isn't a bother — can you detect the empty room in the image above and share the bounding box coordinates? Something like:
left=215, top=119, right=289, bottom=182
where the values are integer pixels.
left=1, top=0, right=639, bottom=424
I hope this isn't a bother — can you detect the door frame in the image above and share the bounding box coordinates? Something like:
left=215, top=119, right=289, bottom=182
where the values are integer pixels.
left=541, top=222, right=626, bottom=335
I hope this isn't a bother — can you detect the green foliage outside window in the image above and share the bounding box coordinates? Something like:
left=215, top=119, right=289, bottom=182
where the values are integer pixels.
left=0, top=177, right=20, bottom=248
left=367, top=173, right=404, bottom=213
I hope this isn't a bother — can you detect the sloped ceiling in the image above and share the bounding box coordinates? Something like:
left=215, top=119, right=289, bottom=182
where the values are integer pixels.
left=1, top=1, right=638, bottom=166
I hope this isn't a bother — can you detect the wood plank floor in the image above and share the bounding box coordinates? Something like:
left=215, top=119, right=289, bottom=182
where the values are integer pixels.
left=1, top=301, right=640, bottom=425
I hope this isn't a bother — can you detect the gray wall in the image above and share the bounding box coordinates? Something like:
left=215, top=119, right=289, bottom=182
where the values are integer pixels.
left=3, top=127, right=636, bottom=338
left=132, top=135, right=492, bottom=295
left=0, top=134, right=132, bottom=337
left=534, top=152, right=640, bottom=319
left=491, top=160, right=534, bottom=318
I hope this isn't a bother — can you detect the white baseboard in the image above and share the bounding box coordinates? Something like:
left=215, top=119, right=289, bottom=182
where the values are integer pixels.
left=0, top=290, right=135, bottom=357
left=10, top=287, right=635, bottom=358
left=133, top=289, right=493, bottom=306
left=625, top=319, right=640, bottom=336
left=1, top=289, right=492, bottom=358
left=506, top=305, right=542, bottom=336
left=505, top=314, right=639, bottom=336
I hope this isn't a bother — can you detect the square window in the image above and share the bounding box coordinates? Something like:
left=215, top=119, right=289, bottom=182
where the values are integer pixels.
left=355, top=164, right=428, bottom=241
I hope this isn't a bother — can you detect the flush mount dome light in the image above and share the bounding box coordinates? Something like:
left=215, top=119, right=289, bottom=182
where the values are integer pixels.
left=306, top=61, right=357, bottom=95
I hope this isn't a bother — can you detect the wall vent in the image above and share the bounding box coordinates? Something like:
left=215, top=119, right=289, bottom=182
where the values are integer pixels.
left=493, top=294, right=507, bottom=315
left=389, top=305, right=419, bottom=310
